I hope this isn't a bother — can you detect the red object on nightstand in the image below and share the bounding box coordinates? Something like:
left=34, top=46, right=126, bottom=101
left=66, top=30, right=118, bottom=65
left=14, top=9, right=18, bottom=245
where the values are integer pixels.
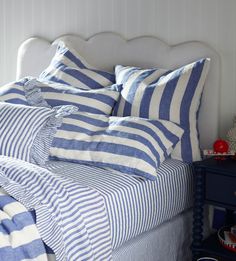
left=213, top=139, right=229, bottom=154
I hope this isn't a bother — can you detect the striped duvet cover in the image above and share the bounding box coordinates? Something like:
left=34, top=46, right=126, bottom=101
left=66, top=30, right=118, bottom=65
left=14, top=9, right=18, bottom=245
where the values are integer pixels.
left=0, top=156, right=112, bottom=261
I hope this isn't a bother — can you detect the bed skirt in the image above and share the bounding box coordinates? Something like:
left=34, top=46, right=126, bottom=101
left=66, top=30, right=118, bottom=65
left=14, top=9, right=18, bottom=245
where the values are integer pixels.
left=113, top=209, right=192, bottom=261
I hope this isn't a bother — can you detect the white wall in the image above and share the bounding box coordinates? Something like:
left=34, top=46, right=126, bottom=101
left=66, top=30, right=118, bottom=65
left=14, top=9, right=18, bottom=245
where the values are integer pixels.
left=0, top=0, right=236, bottom=137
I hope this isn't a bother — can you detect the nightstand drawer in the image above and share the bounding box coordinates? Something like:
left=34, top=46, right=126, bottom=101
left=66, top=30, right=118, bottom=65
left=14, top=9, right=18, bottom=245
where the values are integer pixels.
left=205, top=172, right=236, bottom=206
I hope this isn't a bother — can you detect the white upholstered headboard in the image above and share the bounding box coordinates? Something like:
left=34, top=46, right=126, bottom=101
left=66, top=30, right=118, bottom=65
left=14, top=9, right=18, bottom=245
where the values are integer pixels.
left=16, top=32, right=220, bottom=150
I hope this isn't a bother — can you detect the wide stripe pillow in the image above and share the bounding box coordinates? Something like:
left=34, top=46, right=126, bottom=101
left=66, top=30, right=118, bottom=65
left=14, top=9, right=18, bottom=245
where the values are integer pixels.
left=0, top=77, right=47, bottom=107
left=113, top=58, right=211, bottom=162
left=0, top=102, right=77, bottom=165
left=39, top=41, right=115, bottom=89
left=50, top=111, right=184, bottom=180
left=26, top=78, right=121, bottom=115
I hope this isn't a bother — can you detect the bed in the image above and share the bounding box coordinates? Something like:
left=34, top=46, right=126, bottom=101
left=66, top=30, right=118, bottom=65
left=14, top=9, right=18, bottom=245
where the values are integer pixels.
left=0, top=32, right=220, bottom=261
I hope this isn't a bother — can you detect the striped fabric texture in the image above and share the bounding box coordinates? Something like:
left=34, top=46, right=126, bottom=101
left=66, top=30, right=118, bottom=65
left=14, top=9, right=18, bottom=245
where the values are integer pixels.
left=26, top=78, right=121, bottom=115
left=0, top=187, right=48, bottom=261
left=46, top=159, right=194, bottom=250
left=39, top=41, right=115, bottom=89
left=0, top=156, right=112, bottom=261
left=0, top=102, right=76, bottom=165
left=113, top=58, right=211, bottom=162
left=50, top=111, right=183, bottom=180
left=0, top=77, right=46, bottom=106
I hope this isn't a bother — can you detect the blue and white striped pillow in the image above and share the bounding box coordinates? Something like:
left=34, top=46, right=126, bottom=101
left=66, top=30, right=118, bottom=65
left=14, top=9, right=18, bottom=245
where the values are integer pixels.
left=50, top=111, right=184, bottom=180
left=0, top=77, right=47, bottom=106
left=0, top=102, right=77, bottom=165
left=113, top=58, right=211, bottom=162
left=26, top=79, right=121, bottom=115
left=39, top=41, right=115, bottom=89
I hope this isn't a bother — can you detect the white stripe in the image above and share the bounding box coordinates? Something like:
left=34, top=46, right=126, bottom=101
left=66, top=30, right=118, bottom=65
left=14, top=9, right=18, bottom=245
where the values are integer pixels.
left=132, top=69, right=167, bottom=116
left=2, top=201, right=29, bottom=217
left=169, top=66, right=192, bottom=124
left=0, top=224, right=41, bottom=248
left=56, top=130, right=157, bottom=162
left=50, top=147, right=156, bottom=175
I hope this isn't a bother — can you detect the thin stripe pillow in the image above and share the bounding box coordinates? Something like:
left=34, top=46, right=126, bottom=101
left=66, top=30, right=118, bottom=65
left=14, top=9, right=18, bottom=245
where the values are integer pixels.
left=0, top=102, right=77, bottom=165
left=50, top=111, right=184, bottom=180
left=39, top=41, right=115, bottom=89
left=26, top=79, right=121, bottom=115
left=113, top=58, right=211, bottom=162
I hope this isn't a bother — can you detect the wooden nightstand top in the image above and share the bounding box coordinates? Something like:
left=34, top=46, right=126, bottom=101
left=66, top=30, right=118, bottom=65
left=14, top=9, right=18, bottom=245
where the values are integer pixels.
left=194, top=157, right=236, bottom=177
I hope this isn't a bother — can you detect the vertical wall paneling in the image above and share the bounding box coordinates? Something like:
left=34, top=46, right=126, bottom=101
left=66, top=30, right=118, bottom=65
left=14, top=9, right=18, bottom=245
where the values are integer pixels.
left=0, top=0, right=236, bottom=137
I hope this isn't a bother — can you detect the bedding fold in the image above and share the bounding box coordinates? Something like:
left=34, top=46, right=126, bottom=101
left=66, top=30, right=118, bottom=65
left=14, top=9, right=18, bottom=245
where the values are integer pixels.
left=0, top=156, right=112, bottom=261
left=0, top=187, right=48, bottom=261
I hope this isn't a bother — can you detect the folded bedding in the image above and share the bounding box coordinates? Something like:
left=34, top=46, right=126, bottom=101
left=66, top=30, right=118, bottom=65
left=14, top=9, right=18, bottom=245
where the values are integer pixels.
left=45, top=159, right=194, bottom=250
left=0, top=156, right=112, bottom=261
left=0, top=187, right=48, bottom=261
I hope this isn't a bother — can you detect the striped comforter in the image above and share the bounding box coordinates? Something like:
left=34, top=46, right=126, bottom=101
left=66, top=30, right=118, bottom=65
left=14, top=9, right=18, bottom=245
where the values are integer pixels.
left=0, top=156, right=112, bottom=261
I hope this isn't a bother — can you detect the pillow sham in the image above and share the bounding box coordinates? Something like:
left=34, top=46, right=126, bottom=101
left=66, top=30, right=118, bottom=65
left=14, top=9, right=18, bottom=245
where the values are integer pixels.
left=0, top=102, right=77, bottom=165
left=39, top=41, right=115, bottom=89
left=26, top=79, right=121, bottom=115
left=113, top=58, right=211, bottom=162
left=50, top=111, right=184, bottom=180
left=0, top=77, right=47, bottom=106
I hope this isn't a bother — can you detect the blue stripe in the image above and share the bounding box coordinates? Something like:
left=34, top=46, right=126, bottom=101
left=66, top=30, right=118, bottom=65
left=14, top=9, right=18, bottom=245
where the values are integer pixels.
left=0, top=195, right=15, bottom=208
left=66, top=113, right=108, bottom=128
left=28, top=79, right=120, bottom=116
left=179, top=60, right=205, bottom=161
left=63, top=49, right=86, bottom=69
left=61, top=64, right=107, bottom=89
left=159, top=68, right=183, bottom=120
left=0, top=240, right=46, bottom=261
left=40, top=42, right=115, bottom=89
left=53, top=138, right=157, bottom=167
left=0, top=212, right=36, bottom=234
left=41, top=74, right=71, bottom=86
left=91, top=68, right=115, bottom=82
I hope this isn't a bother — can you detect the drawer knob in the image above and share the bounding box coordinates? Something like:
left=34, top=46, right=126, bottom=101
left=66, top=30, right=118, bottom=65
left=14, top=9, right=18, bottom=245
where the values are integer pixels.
left=234, top=191, right=236, bottom=197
